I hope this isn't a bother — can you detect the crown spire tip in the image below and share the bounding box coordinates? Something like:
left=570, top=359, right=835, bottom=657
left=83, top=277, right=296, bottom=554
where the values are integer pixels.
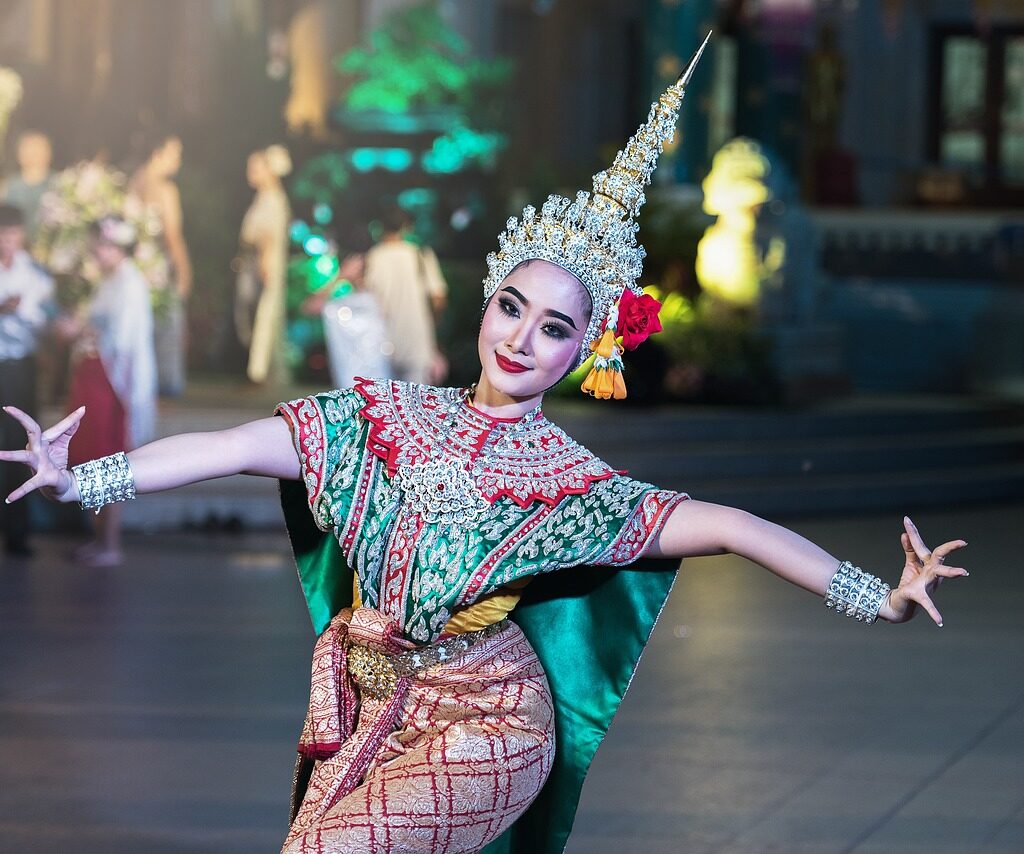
left=676, top=31, right=712, bottom=89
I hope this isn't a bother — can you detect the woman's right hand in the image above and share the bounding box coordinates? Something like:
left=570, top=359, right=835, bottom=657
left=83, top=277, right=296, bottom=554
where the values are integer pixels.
left=1, top=406, right=86, bottom=504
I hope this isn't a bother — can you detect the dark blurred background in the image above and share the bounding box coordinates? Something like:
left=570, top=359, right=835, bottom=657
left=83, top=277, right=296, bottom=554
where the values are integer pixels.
left=2, top=0, right=1022, bottom=402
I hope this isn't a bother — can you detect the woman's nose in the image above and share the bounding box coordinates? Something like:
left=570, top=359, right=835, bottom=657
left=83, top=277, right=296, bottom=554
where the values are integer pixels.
left=505, top=323, right=531, bottom=355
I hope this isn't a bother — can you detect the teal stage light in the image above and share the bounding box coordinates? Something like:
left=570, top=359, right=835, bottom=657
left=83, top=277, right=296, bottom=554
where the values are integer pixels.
left=313, top=203, right=334, bottom=225
left=349, top=147, right=413, bottom=173
left=381, top=148, right=413, bottom=171
left=350, top=148, right=376, bottom=172
left=302, top=235, right=330, bottom=256
left=315, top=256, right=338, bottom=277
left=397, top=188, right=436, bottom=208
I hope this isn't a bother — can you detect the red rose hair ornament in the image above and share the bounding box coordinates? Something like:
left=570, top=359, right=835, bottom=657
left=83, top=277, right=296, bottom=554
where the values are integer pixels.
left=617, top=288, right=663, bottom=350
left=581, top=289, right=663, bottom=400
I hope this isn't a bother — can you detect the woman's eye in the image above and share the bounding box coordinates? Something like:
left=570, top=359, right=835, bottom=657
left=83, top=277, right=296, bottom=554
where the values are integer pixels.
left=543, top=324, right=568, bottom=340
left=498, top=299, right=519, bottom=317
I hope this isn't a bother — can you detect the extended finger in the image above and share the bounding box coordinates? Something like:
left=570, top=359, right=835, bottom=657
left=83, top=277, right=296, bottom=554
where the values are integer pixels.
left=912, top=588, right=944, bottom=627
left=901, top=533, right=919, bottom=561
left=42, top=407, right=86, bottom=443
left=904, top=516, right=931, bottom=562
left=2, top=406, right=42, bottom=444
left=931, top=565, right=969, bottom=578
left=5, top=472, right=48, bottom=504
left=0, top=450, right=33, bottom=464
left=932, top=539, right=968, bottom=562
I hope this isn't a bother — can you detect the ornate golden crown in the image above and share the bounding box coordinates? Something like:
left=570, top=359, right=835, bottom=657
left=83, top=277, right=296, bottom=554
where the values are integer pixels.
left=483, top=34, right=711, bottom=369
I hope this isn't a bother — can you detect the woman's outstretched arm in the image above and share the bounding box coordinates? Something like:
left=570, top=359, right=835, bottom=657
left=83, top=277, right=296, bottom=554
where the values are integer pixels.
left=1, top=405, right=299, bottom=505
left=645, top=499, right=968, bottom=626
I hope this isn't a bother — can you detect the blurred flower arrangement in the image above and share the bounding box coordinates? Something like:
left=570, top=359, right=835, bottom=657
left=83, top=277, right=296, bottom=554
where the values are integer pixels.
left=0, top=67, right=23, bottom=149
left=34, top=161, right=171, bottom=315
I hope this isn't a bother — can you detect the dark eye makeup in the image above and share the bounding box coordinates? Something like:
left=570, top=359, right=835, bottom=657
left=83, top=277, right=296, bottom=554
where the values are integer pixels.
left=497, top=297, right=571, bottom=340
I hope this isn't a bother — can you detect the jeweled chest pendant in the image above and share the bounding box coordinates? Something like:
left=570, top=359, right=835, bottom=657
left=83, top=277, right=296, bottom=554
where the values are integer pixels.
left=396, top=458, right=488, bottom=526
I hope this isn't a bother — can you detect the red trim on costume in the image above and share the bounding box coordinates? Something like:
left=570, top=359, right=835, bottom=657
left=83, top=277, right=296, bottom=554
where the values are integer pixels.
left=352, top=376, right=621, bottom=508
left=381, top=505, right=425, bottom=621
left=277, top=396, right=329, bottom=514
left=341, top=448, right=376, bottom=556
left=601, top=489, right=690, bottom=566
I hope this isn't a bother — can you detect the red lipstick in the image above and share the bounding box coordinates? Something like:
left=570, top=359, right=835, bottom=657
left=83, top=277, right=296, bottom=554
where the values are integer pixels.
left=495, top=353, right=530, bottom=373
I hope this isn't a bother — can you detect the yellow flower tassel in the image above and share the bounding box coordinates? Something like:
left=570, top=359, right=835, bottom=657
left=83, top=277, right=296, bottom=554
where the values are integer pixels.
left=581, top=307, right=627, bottom=400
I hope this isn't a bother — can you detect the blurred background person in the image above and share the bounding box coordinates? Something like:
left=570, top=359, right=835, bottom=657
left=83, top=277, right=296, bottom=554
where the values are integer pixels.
left=363, top=206, right=448, bottom=385
left=2, top=130, right=54, bottom=243
left=304, top=244, right=393, bottom=389
left=0, top=202, right=53, bottom=556
left=129, top=133, right=191, bottom=397
left=235, top=144, right=291, bottom=386
left=62, top=215, right=155, bottom=567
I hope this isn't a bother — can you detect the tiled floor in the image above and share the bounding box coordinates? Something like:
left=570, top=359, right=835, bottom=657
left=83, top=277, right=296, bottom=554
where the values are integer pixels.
left=569, top=503, right=1024, bottom=854
left=1, top=502, right=1020, bottom=853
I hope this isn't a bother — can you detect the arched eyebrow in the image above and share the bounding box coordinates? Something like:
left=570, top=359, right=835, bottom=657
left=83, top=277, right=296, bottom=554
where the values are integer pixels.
left=500, top=286, right=579, bottom=330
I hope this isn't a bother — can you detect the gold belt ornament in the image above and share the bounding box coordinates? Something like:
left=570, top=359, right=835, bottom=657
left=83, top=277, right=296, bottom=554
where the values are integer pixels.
left=347, top=644, right=398, bottom=700
left=347, top=619, right=509, bottom=701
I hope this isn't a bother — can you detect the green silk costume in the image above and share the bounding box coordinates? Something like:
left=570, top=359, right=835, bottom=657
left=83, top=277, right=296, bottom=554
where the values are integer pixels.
left=278, top=378, right=683, bottom=853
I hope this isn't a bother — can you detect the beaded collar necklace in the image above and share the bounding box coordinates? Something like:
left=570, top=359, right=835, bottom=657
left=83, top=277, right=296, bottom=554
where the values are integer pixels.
left=394, top=384, right=543, bottom=528
left=354, top=377, right=619, bottom=520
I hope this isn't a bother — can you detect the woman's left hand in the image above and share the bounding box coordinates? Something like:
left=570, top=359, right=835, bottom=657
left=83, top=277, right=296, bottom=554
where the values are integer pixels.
left=880, top=516, right=969, bottom=626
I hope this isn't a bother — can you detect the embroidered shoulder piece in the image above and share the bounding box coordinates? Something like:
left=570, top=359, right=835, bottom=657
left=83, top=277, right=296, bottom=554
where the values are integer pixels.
left=353, top=377, right=620, bottom=508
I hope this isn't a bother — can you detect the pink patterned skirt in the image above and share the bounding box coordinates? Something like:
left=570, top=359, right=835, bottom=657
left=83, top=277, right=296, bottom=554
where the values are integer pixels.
left=283, top=608, right=556, bottom=854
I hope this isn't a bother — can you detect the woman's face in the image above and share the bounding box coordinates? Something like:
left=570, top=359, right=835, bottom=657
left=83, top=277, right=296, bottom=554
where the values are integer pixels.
left=92, top=239, right=126, bottom=274
left=155, top=138, right=183, bottom=177
left=247, top=153, right=269, bottom=188
left=477, top=260, right=590, bottom=401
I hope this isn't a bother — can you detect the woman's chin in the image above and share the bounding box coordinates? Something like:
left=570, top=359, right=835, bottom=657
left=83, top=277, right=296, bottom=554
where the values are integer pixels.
left=481, top=369, right=545, bottom=401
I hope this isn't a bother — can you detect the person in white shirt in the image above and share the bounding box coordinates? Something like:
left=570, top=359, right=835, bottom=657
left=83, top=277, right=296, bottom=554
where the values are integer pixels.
left=363, top=207, right=449, bottom=385
left=0, top=203, right=54, bottom=555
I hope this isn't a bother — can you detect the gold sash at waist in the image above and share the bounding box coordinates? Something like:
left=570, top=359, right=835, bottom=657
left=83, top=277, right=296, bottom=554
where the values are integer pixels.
left=350, top=575, right=532, bottom=634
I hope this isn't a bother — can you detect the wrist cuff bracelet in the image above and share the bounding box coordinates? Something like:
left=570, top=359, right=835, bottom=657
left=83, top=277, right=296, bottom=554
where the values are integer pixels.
left=824, top=560, right=890, bottom=624
left=72, top=452, right=136, bottom=513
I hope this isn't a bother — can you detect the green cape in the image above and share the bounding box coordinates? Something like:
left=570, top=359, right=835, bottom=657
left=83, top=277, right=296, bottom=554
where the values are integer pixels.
left=281, top=479, right=679, bottom=854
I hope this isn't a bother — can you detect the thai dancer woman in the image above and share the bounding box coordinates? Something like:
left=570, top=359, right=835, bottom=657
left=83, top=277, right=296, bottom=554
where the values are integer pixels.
left=0, top=40, right=967, bottom=854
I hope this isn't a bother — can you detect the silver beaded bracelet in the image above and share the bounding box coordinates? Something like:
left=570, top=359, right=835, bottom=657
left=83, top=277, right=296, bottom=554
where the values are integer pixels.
left=72, top=452, right=137, bottom=513
left=824, top=560, right=890, bottom=624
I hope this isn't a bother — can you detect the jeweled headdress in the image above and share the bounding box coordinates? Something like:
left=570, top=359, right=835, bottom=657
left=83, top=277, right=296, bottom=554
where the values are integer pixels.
left=483, top=34, right=710, bottom=399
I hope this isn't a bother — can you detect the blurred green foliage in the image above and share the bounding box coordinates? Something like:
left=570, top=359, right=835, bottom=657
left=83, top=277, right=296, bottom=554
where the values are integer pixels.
left=338, top=5, right=512, bottom=114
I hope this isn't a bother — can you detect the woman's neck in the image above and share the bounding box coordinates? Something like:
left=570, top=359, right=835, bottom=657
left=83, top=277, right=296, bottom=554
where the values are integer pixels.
left=470, top=374, right=543, bottom=420
left=101, top=258, right=127, bottom=278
